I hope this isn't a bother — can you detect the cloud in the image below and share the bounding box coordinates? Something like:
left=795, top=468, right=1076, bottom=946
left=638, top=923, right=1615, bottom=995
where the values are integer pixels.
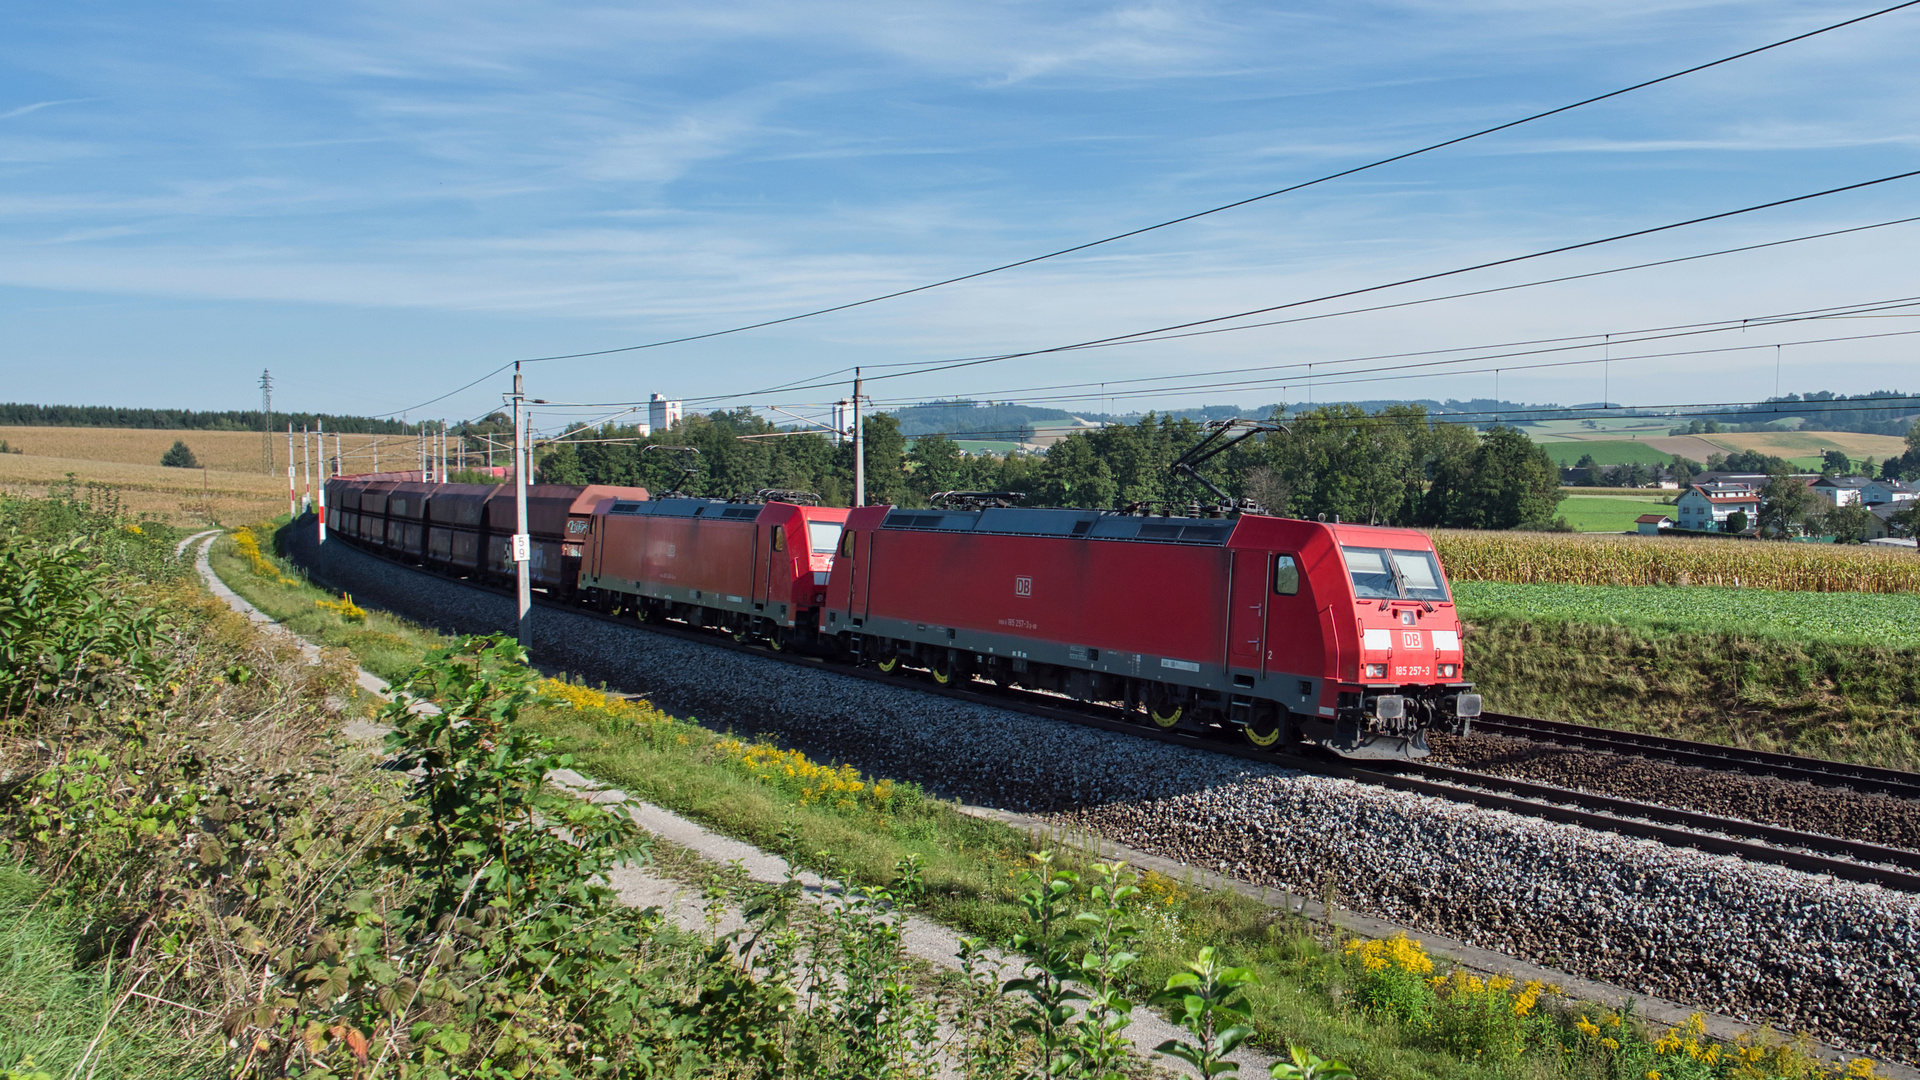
left=0, top=98, right=93, bottom=121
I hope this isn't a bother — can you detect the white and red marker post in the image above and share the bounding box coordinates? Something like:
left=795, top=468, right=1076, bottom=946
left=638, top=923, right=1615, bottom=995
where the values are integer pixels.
left=287, top=424, right=297, bottom=519
left=316, top=419, right=327, bottom=544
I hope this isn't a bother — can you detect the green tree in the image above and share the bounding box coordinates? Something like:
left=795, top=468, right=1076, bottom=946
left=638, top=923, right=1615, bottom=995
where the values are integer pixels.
left=159, top=440, right=199, bottom=468
left=1264, top=404, right=1423, bottom=525
left=537, top=442, right=587, bottom=484
left=1726, top=508, right=1750, bottom=533
left=1425, top=426, right=1563, bottom=530
left=1820, top=449, right=1853, bottom=476
left=1826, top=503, right=1873, bottom=543
left=906, top=434, right=968, bottom=502
left=1757, top=469, right=1813, bottom=536
left=1031, top=432, right=1117, bottom=509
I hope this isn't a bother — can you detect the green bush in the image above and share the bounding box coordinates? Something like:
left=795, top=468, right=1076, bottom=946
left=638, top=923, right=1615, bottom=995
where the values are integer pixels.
left=160, top=439, right=199, bottom=468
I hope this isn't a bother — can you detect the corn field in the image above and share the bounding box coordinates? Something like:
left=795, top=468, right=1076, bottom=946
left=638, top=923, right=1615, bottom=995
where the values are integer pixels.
left=1433, top=531, right=1920, bottom=594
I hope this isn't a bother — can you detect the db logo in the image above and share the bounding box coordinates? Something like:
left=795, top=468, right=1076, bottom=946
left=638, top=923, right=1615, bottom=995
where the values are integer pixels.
left=1402, top=630, right=1424, bottom=649
left=1014, top=576, right=1033, bottom=597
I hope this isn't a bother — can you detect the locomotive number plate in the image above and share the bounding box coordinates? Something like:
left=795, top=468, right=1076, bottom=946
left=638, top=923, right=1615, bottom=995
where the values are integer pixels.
left=1394, top=665, right=1430, bottom=678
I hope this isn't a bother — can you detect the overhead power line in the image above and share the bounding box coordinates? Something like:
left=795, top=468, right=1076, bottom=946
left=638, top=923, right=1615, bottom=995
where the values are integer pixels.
left=452, top=0, right=1920, bottom=373
left=864, top=292, right=1920, bottom=405
left=673, top=168, right=1920, bottom=407
left=896, top=393, right=1920, bottom=442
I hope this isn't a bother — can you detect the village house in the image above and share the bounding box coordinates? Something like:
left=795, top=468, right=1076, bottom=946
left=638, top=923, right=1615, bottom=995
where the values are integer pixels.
left=1674, top=481, right=1760, bottom=532
left=1809, top=476, right=1871, bottom=507
left=1867, top=502, right=1918, bottom=542
left=1635, top=513, right=1668, bottom=535
left=1861, top=478, right=1917, bottom=506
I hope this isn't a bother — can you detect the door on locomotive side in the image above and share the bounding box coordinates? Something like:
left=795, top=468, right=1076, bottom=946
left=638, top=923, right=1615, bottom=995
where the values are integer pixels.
left=1226, top=548, right=1268, bottom=673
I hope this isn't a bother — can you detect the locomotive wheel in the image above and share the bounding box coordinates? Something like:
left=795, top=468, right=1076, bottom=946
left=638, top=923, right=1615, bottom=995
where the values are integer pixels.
left=1243, top=709, right=1283, bottom=748
left=766, top=627, right=786, bottom=652
left=1147, top=688, right=1184, bottom=729
left=930, top=652, right=959, bottom=685
left=876, top=653, right=903, bottom=674
left=731, top=621, right=753, bottom=644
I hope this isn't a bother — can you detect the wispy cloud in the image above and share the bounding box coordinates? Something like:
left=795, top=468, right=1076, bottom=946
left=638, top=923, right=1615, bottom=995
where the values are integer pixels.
left=0, top=98, right=93, bottom=121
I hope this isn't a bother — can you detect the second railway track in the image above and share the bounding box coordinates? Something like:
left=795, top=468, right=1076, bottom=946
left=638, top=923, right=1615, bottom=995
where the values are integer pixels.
left=1473, top=712, right=1920, bottom=800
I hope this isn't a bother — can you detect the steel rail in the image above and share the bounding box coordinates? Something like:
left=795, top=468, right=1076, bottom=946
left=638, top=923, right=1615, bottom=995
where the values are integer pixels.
left=1473, top=712, right=1920, bottom=800
left=303, top=536, right=1920, bottom=894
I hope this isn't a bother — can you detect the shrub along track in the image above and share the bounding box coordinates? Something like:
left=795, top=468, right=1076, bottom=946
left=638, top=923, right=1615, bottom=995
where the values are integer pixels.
left=282, top=523, right=1920, bottom=1062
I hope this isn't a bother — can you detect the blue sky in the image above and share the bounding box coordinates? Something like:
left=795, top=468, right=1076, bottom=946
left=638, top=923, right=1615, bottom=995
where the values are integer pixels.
left=3, top=1, right=1918, bottom=432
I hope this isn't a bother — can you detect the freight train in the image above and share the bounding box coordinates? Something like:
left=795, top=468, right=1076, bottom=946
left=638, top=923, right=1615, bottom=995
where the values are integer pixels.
left=322, top=475, right=1479, bottom=759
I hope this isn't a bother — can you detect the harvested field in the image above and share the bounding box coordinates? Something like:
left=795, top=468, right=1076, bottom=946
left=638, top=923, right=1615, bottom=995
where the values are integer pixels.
left=0, top=424, right=445, bottom=476
left=1701, top=430, right=1910, bottom=460
left=0, top=452, right=285, bottom=525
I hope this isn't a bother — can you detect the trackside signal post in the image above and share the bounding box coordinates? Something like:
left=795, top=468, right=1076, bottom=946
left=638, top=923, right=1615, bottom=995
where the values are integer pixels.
left=512, top=364, right=532, bottom=648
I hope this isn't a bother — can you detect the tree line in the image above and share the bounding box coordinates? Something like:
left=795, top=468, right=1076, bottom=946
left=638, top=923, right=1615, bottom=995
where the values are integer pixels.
left=0, top=402, right=428, bottom=434
left=536, top=403, right=1568, bottom=529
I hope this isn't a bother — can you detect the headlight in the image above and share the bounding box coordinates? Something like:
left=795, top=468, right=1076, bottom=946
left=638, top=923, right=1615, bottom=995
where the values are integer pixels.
left=1438, top=663, right=1458, bottom=678
left=1365, top=663, right=1388, bottom=678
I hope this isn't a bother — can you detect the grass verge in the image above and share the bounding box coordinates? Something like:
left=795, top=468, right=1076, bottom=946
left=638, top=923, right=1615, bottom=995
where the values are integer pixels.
left=0, top=867, right=220, bottom=1079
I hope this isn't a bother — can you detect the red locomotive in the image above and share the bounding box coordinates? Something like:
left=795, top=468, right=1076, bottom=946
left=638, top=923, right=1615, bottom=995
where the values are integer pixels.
left=813, top=501, right=1476, bottom=758
left=577, top=494, right=850, bottom=647
left=322, top=475, right=1476, bottom=759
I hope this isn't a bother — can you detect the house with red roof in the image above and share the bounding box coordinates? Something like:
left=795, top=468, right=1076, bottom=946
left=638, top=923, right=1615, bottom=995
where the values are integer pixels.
left=1674, top=481, right=1759, bottom=532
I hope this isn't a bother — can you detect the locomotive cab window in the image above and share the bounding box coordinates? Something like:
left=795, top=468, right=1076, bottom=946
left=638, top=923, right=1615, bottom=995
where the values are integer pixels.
left=1342, top=546, right=1450, bottom=602
left=1391, top=550, right=1448, bottom=601
left=809, top=521, right=844, bottom=555
left=771, top=527, right=786, bottom=552
left=1272, top=554, right=1300, bottom=595
left=839, top=530, right=856, bottom=558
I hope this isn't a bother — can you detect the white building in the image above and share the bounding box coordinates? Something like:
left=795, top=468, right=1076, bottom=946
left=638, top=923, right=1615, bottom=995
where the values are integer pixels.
left=648, top=393, right=682, bottom=435
left=1809, top=476, right=1871, bottom=507
left=1674, top=482, right=1760, bottom=532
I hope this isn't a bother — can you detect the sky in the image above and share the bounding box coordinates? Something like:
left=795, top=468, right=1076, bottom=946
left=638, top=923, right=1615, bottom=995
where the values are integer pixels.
left=3, top=1, right=1919, bottom=434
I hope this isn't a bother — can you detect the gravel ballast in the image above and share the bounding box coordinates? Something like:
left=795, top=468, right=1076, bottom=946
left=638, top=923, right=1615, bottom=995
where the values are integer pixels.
left=287, top=527, right=1920, bottom=1063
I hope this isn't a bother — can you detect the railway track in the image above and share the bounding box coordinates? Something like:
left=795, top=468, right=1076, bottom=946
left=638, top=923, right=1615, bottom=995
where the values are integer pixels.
left=1474, top=712, right=1920, bottom=800
left=298, top=540, right=1920, bottom=895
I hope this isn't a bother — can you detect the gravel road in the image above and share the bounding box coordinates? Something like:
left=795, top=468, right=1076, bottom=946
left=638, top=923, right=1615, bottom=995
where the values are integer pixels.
left=287, top=527, right=1920, bottom=1063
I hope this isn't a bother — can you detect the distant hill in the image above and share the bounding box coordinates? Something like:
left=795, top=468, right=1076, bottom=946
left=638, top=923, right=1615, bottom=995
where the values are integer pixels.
left=886, top=400, right=1077, bottom=440
left=0, top=402, right=427, bottom=435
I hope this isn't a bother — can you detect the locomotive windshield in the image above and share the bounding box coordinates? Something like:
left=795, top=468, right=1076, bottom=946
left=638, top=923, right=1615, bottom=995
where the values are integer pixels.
left=1343, top=547, right=1450, bottom=602
left=807, top=521, right=844, bottom=555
